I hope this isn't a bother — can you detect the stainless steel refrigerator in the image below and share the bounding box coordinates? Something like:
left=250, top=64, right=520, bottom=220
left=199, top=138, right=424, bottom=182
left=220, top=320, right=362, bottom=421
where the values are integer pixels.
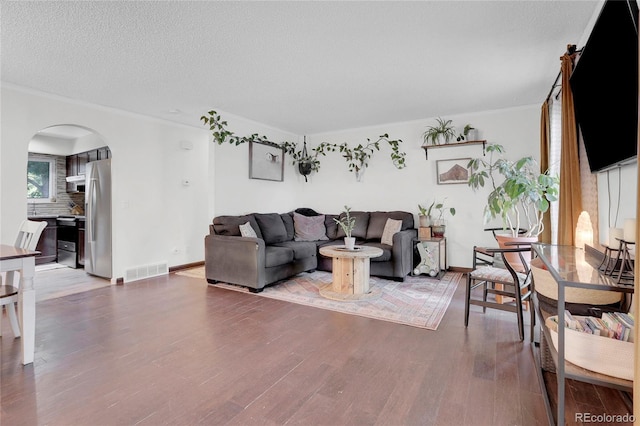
left=85, top=159, right=112, bottom=278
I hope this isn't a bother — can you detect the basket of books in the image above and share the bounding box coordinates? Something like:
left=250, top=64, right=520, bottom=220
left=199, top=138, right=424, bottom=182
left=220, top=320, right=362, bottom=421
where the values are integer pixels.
left=545, top=311, right=634, bottom=381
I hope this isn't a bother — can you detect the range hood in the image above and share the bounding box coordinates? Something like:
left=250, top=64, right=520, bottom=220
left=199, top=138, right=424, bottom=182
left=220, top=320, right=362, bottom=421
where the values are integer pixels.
left=65, top=175, right=85, bottom=183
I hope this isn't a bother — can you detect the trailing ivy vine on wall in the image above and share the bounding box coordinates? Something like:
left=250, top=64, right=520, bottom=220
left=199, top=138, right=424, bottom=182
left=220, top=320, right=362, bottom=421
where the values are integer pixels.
left=200, top=110, right=407, bottom=179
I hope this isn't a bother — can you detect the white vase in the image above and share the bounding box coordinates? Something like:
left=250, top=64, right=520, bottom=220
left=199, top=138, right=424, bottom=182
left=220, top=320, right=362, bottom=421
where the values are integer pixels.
left=344, top=237, right=356, bottom=250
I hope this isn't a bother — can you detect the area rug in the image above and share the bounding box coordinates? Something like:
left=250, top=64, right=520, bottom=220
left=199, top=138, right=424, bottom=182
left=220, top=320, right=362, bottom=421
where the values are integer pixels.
left=176, top=267, right=461, bottom=330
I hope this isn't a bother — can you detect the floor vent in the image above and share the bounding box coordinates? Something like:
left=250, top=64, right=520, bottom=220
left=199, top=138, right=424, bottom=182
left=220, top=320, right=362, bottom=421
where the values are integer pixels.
left=124, top=261, right=169, bottom=283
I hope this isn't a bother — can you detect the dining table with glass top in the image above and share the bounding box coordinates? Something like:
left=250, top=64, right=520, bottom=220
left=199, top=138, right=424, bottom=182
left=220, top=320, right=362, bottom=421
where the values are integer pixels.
left=532, top=243, right=634, bottom=425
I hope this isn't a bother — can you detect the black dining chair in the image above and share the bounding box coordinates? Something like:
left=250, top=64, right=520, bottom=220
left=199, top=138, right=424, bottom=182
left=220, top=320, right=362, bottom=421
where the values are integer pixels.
left=464, top=243, right=535, bottom=341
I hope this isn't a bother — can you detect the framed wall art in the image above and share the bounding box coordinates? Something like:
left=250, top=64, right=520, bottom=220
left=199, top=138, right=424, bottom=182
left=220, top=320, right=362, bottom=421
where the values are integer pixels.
left=436, top=158, right=471, bottom=185
left=249, top=141, right=284, bottom=182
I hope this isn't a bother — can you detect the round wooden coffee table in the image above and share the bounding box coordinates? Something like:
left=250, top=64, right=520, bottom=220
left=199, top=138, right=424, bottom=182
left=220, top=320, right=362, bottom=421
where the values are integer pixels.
left=318, top=245, right=383, bottom=300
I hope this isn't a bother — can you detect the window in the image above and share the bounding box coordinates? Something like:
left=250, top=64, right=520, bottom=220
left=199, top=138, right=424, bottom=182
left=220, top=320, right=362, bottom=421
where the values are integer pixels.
left=27, top=155, right=56, bottom=202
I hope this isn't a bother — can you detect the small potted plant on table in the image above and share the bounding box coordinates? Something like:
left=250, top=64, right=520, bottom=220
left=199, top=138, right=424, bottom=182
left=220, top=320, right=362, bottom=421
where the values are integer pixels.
left=334, top=205, right=357, bottom=250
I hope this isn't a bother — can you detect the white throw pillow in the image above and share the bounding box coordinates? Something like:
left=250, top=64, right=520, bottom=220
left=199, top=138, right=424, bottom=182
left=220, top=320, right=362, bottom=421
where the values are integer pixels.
left=381, top=218, right=402, bottom=245
left=239, top=221, right=257, bottom=238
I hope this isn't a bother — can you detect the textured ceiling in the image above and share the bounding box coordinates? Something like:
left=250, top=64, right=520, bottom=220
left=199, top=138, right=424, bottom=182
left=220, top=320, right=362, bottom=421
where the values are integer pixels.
left=2, top=1, right=599, bottom=135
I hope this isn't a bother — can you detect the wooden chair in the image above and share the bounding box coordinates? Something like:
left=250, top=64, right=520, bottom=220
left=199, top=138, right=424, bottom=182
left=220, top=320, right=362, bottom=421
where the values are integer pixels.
left=464, top=244, right=535, bottom=341
left=484, top=227, right=528, bottom=239
left=483, top=227, right=531, bottom=303
left=0, top=220, right=47, bottom=337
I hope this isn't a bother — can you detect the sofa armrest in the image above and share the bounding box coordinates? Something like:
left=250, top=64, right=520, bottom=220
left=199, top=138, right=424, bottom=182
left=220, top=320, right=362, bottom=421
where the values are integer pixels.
left=391, top=229, right=418, bottom=277
left=204, top=234, right=266, bottom=290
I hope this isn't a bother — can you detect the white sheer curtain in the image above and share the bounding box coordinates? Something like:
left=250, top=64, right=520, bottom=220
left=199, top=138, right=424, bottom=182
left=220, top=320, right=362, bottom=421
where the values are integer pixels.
left=549, top=95, right=562, bottom=244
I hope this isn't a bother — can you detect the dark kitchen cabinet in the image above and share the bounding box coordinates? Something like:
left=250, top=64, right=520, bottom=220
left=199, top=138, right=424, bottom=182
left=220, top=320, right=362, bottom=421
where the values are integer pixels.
left=77, top=219, right=85, bottom=266
left=66, top=146, right=110, bottom=193
left=97, top=146, right=111, bottom=160
left=29, top=217, right=57, bottom=265
left=66, top=155, right=78, bottom=192
left=77, top=152, right=89, bottom=176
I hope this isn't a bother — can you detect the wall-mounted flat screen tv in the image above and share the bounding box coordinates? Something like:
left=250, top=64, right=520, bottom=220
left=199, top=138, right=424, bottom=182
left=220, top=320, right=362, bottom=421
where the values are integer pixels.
left=570, top=0, right=638, bottom=173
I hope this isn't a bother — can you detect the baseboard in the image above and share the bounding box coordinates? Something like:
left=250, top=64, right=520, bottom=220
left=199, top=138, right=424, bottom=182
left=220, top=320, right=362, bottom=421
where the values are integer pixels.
left=448, top=266, right=472, bottom=273
left=169, top=261, right=204, bottom=273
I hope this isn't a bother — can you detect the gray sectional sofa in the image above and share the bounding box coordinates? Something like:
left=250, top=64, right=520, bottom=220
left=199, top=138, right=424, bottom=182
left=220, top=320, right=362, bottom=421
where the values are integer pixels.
left=204, top=209, right=416, bottom=292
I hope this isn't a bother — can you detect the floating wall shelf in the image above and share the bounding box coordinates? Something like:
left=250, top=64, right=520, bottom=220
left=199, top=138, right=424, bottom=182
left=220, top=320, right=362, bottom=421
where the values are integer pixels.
left=421, top=140, right=487, bottom=160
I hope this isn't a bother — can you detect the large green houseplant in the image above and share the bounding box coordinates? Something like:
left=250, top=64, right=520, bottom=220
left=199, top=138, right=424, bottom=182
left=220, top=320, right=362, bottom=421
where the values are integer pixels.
left=467, top=144, right=559, bottom=238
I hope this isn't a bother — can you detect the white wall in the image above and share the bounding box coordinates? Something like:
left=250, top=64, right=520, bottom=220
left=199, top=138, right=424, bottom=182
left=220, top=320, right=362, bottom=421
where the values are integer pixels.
left=212, top=111, right=300, bottom=215
left=28, top=135, right=75, bottom=155
left=1, top=85, right=211, bottom=280
left=290, top=105, right=541, bottom=268
left=6, top=83, right=631, bottom=272
left=72, top=132, right=107, bottom=154
left=210, top=105, right=541, bottom=267
left=597, top=163, right=638, bottom=245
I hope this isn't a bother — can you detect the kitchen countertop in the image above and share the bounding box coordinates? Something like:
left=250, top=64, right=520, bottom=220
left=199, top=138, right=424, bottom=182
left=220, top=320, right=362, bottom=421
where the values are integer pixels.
left=28, top=215, right=85, bottom=220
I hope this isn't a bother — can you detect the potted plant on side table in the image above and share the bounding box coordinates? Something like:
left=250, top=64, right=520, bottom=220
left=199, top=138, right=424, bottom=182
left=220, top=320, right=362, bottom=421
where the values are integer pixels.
left=419, top=199, right=456, bottom=238
left=334, top=205, right=357, bottom=250
left=418, top=204, right=431, bottom=228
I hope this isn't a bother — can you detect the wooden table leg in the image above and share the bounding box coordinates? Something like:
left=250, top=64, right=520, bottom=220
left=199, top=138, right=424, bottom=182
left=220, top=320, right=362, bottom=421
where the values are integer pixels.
left=18, top=258, right=36, bottom=365
left=352, top=257, right=370, bottom=294
left=331, top=257, right=370, bottom=295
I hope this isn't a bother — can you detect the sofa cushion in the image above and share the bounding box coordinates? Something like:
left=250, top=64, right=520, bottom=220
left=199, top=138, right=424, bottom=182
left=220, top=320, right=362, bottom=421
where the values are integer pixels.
left=324, top=214, right=339, bottom=240
left=255, top=213, right=288, bottom=244
left=264, top=246, right=294, bottom=267
left=336, top=211, right=370, bottom=239
left=239, top=221, right=257, bottom=238
left=366, top=211, right=414, bottom=240
left=381, top=218, right=403, bottom=245
left=293, top=212, right=329, bottom=241
left=213, top=215, right=263, bottom=240
left=273, top=241, right=317, bottom=260
left=281, top=213, right=295, bottom=240
left=360, top=242, right=392, bottom=262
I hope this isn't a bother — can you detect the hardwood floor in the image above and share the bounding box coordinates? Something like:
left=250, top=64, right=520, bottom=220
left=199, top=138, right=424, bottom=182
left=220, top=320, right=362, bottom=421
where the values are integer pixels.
left=0, top=271, right=631, bottom=425
left=32, top=264, right=112, bottom=302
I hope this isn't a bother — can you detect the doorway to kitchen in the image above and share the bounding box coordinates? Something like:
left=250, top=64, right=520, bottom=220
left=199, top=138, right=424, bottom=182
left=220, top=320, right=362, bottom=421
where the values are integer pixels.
left=27, top=124, right=113, bottom=296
